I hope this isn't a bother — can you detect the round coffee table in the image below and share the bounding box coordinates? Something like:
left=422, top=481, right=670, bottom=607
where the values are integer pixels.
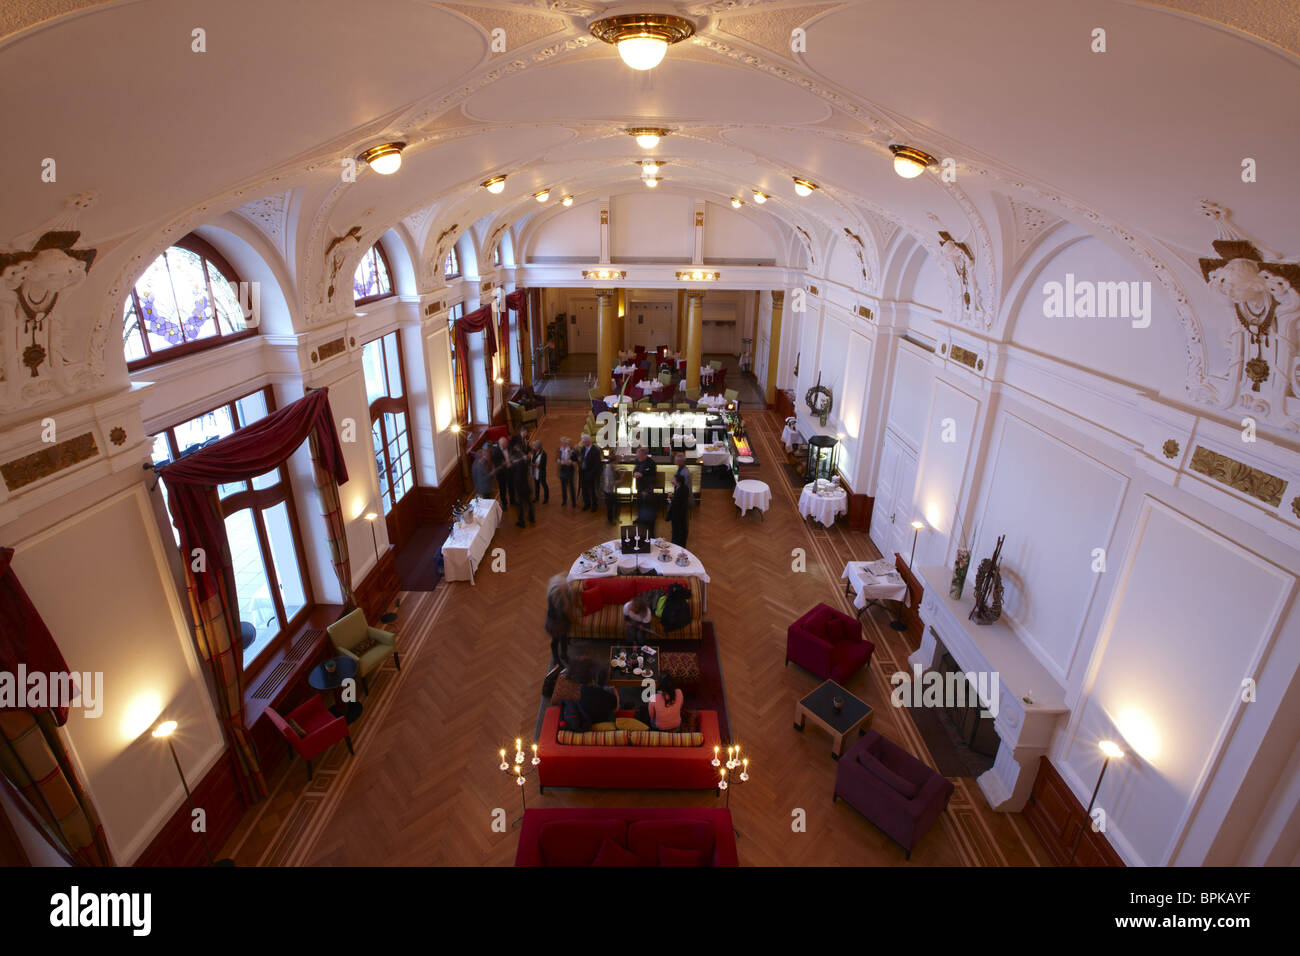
left=308, top=656, right=363, bottom=723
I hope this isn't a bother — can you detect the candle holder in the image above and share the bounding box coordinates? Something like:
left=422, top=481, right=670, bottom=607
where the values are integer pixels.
left=499, top=739, right=541, bottom=828
left=718, top=744, right=751, bottom=839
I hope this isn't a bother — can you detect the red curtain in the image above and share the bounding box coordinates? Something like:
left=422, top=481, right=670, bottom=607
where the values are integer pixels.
left=0, top=548, right=114, bottom=865
left=455, top=305, right=495, bottom=424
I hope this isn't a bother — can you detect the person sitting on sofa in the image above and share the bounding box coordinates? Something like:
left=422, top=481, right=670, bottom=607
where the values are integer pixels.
left=638, top=673, right=684, bottom=731
left=623, top=593, right=654, bottom=642
left=579, top=665, right=619, bottom=726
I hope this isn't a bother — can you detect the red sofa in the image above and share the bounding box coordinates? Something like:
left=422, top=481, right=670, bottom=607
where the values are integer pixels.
left=537, top=706, right=721, bottom=791
left=515, top=808, right=738, bottom=866
left=570, top=575, right=704, bottom=640
left=786, top=603, right=875, bottom=684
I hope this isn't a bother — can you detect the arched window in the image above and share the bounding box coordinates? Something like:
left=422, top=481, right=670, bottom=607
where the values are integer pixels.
left=353, top=243, right=394, bottom=304
left=123, top=235, right=254, bottom=368
left=444, top=246, right=461, bottom=279
left=492, top=244, right=501, bottom=267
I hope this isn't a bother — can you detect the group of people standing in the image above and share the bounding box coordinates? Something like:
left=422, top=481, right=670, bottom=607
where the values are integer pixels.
left=471, top=429, right=689, bottom=547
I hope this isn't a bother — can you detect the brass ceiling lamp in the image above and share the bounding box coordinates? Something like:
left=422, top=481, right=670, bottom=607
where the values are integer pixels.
left=358, top=142, right=406, bottom=175
left=589, top=13, right=696, bottom=71
left=792, top=177, right=819, bottom=197
left=481, top=175, right=507, bottom=194
left=626, top=127, right=672, bottom=149
left=889, top=144, right=937, bottom=179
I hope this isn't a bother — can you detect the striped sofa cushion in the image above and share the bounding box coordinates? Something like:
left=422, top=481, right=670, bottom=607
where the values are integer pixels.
left=627, top=731, right=705, bottom=747
left=556, top=729, right=628, bottom=746
left=569, top=576, right=704, bottom=641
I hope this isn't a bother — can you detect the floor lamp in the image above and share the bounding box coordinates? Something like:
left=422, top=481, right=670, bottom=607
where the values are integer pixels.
left=1070, top=739, right=1124, bottom=863
left=364, top=511, right=381, bottom=565
left=890, top=520, right=926, bottom=632
left=151, top=719, right=232, bottom=866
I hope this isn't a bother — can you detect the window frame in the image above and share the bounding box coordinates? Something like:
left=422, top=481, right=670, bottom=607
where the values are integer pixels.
left=444, top=246, right=462, bottom=280
left=353, top=242, right=397, bottom=306
left=364, top=330, right=415, bottom=512
left=125, top=234, right=258, bottom=371
left=153, top=386, right=314, bottom=674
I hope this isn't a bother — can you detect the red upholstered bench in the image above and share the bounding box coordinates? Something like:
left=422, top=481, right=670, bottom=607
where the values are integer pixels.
left=515, top=808, right=738, bottom=866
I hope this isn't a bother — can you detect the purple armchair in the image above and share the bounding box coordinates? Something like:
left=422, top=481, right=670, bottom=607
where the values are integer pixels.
left=786, top=603, right=874, bottom=683
left=833, top=731, right=954, bottom=859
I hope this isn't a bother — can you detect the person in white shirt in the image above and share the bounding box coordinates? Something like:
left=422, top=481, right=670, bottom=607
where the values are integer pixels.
left=556, top=437, right=577, bottom=507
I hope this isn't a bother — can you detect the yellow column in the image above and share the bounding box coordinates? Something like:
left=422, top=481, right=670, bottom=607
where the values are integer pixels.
left=617, top=288, right=627, bottom=352
left=685, top=290, right=705, bottom=392
left=596, top=288, right=617, bottom=396
left=766, top=290, right=784, bottom=406
left=676, top=289, right=686, bottom=352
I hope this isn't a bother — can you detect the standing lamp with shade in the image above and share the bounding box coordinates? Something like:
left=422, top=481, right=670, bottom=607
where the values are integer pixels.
left=908, top=520, right=925, bottom=568
left=364, top=511, right=381, bottom=565
left=151, top=719, right=232, bottom=866
left=1070, top=740, right=1124, bottom=863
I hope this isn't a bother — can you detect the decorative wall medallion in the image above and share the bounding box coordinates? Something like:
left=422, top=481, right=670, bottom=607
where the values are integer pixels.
left=977, top=359, right=984, bottom=371
left=950, top=344, right=979, bottom=370
left=1292, top=496, right=1300, bottom=520
left=1189, top=445, right=1287, bottom=507
left=807, top=285, right=818, bottom=296
left=317, top=337, right=347, bottom=362
left=1198, top=233, right=1300, bottom=428
left=695, top=210, right=705, bottom=227
left=1, top=432, right=99, bottom=492
left=310, top=350, right=319, bottom=364
left=349, top=337, right=356, bottom=347
left=940, top=344, right=947, bottom=354
left=600, top=210, right=609, bottom=226
left=1162, top=439, right=1180, bottom=459
left=324, top=226, right=362, bottom=303
left=109, top=427, right=126, bottom=446
left=0, top=230, right=97, bottom=397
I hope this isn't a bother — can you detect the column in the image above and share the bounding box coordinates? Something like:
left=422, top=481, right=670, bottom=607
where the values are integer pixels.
left=766, top=290, right=784, bottom=406
left=685, top=290, right=705, bottom=392
left=518, top=290, right=533, bottom=388
left=676, top=289, right=686, bottom=351
left=595, top=288, right=618, bottom=396
left=617, top=288, right=627, bottom=352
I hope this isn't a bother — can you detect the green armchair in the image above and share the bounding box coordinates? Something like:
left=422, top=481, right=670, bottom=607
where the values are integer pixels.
left=327, top=608, right=400, bottom=696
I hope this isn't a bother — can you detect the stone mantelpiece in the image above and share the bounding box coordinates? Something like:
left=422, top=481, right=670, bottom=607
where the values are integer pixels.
left=911, top=567, right=1068, bottom=812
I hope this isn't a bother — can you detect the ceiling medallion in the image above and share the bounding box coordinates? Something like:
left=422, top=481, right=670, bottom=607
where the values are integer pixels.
left=676, top=270, right=719, bottom=281
left=481, top=175, right=507, bottom=194
left=589, top=13, right=696, bottom=71
left=358, top=142, right=406, bottom=175
left=583, top=269, right=626, bottom=280
left=889, top=144, right=936, bottom=179
left=626, top=127, right=672, bottom=149
left=1162, top=439, right=1180, bottom=460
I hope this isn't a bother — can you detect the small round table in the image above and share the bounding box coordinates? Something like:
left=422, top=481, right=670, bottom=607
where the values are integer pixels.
left=733, top=479, right=772, bottom=519
left=308, top=656, right=363, bottom=724
left=798, top=482, right=848, bottom=527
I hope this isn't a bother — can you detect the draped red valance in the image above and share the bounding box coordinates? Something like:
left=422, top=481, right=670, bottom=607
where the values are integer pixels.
left=0, top=547, right=73, bottom=724
left=160, top=388, right=349, bottom=605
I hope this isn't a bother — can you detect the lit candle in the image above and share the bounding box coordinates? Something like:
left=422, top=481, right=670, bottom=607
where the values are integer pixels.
left=531, top=742, right=540, bottom=766
left=712, top=746, right=720, bottom=767
left=516, top=738, right=522, bottom=753
left=499, top=748, right=508, bottom=771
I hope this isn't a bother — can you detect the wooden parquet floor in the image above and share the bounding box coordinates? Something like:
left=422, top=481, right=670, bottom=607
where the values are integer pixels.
left=219, top=405, right=1050, bottom=867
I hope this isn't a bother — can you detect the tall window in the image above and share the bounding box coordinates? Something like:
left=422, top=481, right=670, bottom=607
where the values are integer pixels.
left=149, top=388, right=312, bottom=670
left=363, top=331, right=413, bottom=513
left=447, top=303, right=469, bottom=424
left=492, top=244, right=501, bottom=267
left=123, top=235, right=254, bottom=368
left=353, top=243, right=394, bottom=304
left=444, top=247, right=461, bottom=279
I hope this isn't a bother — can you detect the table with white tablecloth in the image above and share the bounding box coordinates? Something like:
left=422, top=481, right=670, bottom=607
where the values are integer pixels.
left=440, top=497, right=503, bottom=583
left=698, top=442, right=731, bottom=467
left=613, top=364, right=636, bottom=376
left=697, top=394, right=727, bottom=412
left=798, top=481, right=848, bottom=527
left=732, top=478, right=771, bottom=517
left=780, top=421, right=801, bottom=453
left=841, top=559, right=910, bottom=619
left=567, top=539, right=710, bottom=610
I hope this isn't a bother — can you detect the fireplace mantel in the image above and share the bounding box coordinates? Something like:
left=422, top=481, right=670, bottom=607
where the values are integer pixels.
left=911, top=567, right=1068, bottom=812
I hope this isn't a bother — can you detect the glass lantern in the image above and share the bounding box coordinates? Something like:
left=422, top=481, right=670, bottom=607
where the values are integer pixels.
left=805, top=435, right=838, bottom=483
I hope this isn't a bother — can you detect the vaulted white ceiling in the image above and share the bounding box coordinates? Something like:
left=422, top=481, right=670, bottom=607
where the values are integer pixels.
left=2, top=0, right=1297, bottom=311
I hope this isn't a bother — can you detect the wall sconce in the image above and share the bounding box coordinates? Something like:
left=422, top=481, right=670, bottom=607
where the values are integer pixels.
left=675, top=270, right=720, bottom=281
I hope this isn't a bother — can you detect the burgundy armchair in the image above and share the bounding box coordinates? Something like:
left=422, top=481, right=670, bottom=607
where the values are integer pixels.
left=786, top=603, right=874, bottom=683
left=265, top=696, right=352, bottom=781
left=833, top=731, right=954, bottom=860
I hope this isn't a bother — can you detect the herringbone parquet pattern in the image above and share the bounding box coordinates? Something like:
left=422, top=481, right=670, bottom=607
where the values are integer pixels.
left=220, top=403, right=1049, bottom=867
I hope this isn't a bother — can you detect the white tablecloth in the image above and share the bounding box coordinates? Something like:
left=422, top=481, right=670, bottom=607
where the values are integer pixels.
left=842, top=559, right=909, bottom=609
left=441, top=497, right=502, bottom=583
left=613, top=364, right=636, bottom=376
left=798, top=482, right=848, bottom=526
left=699, top=443, right=731, bottom=467
left=567, top=539, right=710, bottom=610
left=780, top=423, right=801, bottom=452
left=700, top=367, right=715, bottom=384
left=733, top=479, right=771, bottom=515
left=631, top=380, right=664, bottom=397
left=698, top=394, right=727, bottom=411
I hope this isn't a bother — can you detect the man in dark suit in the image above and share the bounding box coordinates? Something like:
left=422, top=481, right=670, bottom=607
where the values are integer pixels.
left=510, top=434, right=534, bottom=528
left=489, top=437, right=513, bottom=509
left=667, top=471, right=690, bottom=547
left=578, top=433, right=602, bottom=511
left=531, top=439, right=549, bottom=503
left=633, top=446, right=657, bottom=490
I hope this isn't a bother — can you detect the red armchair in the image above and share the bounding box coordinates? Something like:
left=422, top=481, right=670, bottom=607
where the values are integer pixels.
left=833, top=730, right=954, bottom=859
left=265, top=697, right=352, bottom=781
left=786, top=603, right=874, bottom=683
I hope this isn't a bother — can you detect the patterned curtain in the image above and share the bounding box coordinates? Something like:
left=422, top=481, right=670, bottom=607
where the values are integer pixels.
left=160, top=389, right=350, bottom=803
left=455, top=306, right=496, bottom=426
left=308, top=427, right=356, bottom=609
left=0, top=547, right=113, bottom=865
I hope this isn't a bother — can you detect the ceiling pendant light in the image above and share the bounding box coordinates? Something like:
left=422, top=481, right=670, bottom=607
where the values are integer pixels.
left=792, top=177, right=818, bottom=197
left=562, top=195, right=574, bottom=207
left=638, top=159, right=662, bottom=177
left=534, top=188, right=551, bottom=203
left=752, top=190, right=768, bottom=204
left=730, top=197, right=743, bottom=209
left=626, top=127, right=671, bottom=149
left=889, top=144, right=937, bottom=179
left=590, top=14, right=696, bottom=71
left=482, top=175, right=507, bottom=194
left=358, top=142, right=406, bottom=176
left=644, top=176, right=660, bottom=188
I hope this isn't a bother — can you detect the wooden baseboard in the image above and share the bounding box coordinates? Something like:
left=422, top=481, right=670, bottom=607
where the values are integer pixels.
left=133, top=750, right=246, bottom=866
left=1024, top=757, right=1126, bottom=866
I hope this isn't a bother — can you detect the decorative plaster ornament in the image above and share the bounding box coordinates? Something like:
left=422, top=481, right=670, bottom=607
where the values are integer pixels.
left=937, top=229, right=981, bottom=323
left=0, top=231, right=97, bottom=391
left=324, top=226, right=363, bottom=303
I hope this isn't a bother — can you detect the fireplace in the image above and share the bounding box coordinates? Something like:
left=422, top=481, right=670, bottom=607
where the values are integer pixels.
left=938, top=647, right=1001, bottom=758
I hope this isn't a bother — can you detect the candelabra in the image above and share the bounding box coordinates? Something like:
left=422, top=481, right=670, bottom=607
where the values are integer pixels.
left=715, top=744, right=750, bottom=838
left=499, top=737, right=541, bottom=828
